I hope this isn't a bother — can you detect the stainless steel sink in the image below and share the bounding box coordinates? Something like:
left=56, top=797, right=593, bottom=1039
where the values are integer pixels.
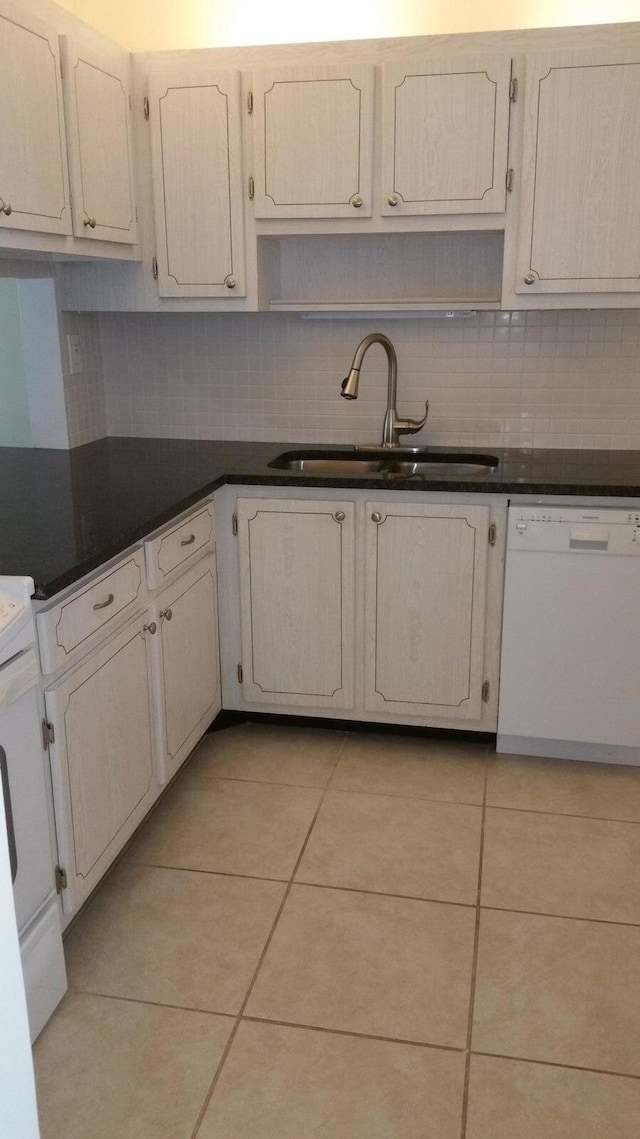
left=268, top=449, right=499, bottom=476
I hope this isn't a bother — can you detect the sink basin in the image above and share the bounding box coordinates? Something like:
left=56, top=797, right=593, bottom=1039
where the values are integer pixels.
left=268, top=449, right=499, bottom=477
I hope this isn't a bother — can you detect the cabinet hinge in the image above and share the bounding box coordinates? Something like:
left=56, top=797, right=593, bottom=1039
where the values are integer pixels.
left=488, top=522, right=497, bottom=546
left=247, top=90, right=254, bottom=115
left=237, top=663, right=243, bottom=684
left=42, top=719, right=55, bottom=749
left=248, top=176, right=255, bottom=201
left=505, top=168, right=514, bottom=193
left=482, top=680, right=491, bottom=703
left=152, top=256, right=158, bottom=280
left=509, top=76, right=518, bottom=103
left=54, top=866, right=67, bottom=894
left=143, top=95, right=150, bottom=120
left=232, top=512, right=238, bottom=535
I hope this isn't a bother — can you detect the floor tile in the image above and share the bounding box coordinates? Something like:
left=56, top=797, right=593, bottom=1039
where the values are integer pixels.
left=466, top=1054, right=640, bottom=1139
left=472, top=909, right=640, bottom=1075
left=190, top=724, right=345, bottom=787
left=246, top=884, right=476, bottom=1047
left=65, top=864, right=284, bottom=1014
left=487, top=753, right=640, bottom=821
left=197, top=1020, right=466, bottom=1139
left=333, top=733, right=488, bottom=804
left=482, top=807, right=640, bottom=924
left=34, top=991, right=232, bottom=1139
left=125, top=773, right=321, bottom=879
left=296, top=789, right=482, bottom=904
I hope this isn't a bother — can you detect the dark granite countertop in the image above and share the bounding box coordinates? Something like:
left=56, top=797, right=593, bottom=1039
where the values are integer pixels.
left=2, top=437, right=640, bottom=599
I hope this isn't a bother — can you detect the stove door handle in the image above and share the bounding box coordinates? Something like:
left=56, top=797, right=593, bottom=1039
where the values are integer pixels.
left=0, top=745, right=17, bottom=885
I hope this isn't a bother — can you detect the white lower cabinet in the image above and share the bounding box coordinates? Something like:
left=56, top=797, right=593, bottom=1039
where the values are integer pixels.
left=44, top=614, right=157, bottom=916
left=41, top=505, right=222, bottom=920
left=228, top=492, right=498, bottom=724
left=364, top=502, right=490, bottom=719
left=151, top=556, right=221, bottom=784
left=231, top=492, right=501, bottom=729
left=236, top=498, right=355, bottom=709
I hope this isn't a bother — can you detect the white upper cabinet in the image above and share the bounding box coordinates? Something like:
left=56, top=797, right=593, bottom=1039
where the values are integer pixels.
left=0, top=0, right=71, bottom=235
left=252, top=65, right=375, bottom=218
left=60, top=35, right=137, bottom=245
left=516, top=50, right=640, bottom=294
left=381, top=55, right=512, bottom=216
left=148, top=63, right=246, bottom=297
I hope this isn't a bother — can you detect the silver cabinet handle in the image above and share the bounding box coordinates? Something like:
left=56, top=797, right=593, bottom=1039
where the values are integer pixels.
left=350, top=195, right=363, bottom=209
left=143, top=621, right=157, bottom=635
left=0, top=200, right=12, bottom=216
left=225, top=276, right=236, bottom=289
left=333, top=510, right=346, bottom=523
left=523, top=273, right=536, bottom=285
left=387, top=195, right=399, bottom=207
left=93, top=593, right=114, bottom=611
left=180, top=533, right=196, bottom=547
left=371, top=512, right=383, bottom=523
left=84, top=216, right=97, bottom=229
left=160, top=608, right=173, bottom=621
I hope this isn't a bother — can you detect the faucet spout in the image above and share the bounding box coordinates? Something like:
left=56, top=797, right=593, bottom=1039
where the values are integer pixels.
left=340, top=332, right=428, bottom=448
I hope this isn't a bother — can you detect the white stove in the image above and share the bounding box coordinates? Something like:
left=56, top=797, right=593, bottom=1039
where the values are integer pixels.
left=0, top=576, right=66, bottom=1044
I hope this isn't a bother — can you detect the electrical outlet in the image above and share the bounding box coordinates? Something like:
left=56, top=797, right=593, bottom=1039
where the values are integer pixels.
left=67, top=334, right=84, bottom=375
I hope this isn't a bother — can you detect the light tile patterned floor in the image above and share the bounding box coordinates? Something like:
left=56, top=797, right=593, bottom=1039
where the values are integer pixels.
left=34, top=725, right=640, bottom=1138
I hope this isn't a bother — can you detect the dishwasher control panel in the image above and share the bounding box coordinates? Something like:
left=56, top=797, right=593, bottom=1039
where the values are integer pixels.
left=507, top=507, right=640, bottom=554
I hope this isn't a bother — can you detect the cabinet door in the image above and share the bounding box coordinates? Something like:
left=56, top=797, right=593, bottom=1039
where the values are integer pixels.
left=252, top=66, right=374, bottom=218
left=364, top=503, right=489, bottom=720
left=516, top=51, right=640, bottom=294
left=45, top=617, right=156, bottom=915
left=148, top=64, right=245, bottom=297
left=60, top=36, right=137, bottom=244
left=381, top=55, right=511, bottom=216
left=237, top=498, right=355, bottom=708
left=0, top=0, right=71, bottom=235
left=154, top=558, right=221, bottom=784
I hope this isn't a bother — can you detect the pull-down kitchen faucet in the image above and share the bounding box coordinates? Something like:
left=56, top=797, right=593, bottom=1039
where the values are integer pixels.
left=341, top=333, right=429, bottom=448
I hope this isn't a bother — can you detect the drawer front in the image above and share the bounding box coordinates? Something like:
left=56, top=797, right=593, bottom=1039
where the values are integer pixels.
left=145, top=503, right=214, bottom=589
left=37, top=551, right=145, bottom=674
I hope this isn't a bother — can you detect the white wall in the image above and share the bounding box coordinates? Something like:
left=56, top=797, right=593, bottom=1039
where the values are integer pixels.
left=0, top=261, right=106, bottom=449
left=0, top=281, right=32, bottom=447
left=54, top=0, right=640, bottom=51
left=100, top=309, right=640, bottom=451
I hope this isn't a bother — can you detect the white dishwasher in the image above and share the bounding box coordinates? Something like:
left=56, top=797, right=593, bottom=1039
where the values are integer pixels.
left=497, top=505, right=640, bottom=764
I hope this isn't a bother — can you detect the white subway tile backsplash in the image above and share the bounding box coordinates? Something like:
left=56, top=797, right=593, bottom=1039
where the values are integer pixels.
left=97, top=310, right=640, bottom=450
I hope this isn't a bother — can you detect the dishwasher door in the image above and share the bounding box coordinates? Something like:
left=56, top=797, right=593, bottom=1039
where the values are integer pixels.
left=497, top=506, right=640, bottom=763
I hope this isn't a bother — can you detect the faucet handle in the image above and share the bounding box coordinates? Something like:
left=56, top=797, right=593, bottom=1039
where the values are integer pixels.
left=395, top=400, right=429, bottom=437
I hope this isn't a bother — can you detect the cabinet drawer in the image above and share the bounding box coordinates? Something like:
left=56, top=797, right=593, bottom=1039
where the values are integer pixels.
left=145, top=503, right=214, bottom=589
left=37, top=551, right=145, bottom=674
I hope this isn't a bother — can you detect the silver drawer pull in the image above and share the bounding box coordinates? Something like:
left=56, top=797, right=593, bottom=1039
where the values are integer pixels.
left=180, top=533, right=196, bottom=546
left=143, top=621, right=157, bottom=636
left=160, top=608, right=172, bottom=621
left=93, top=593, right=115, bottom=611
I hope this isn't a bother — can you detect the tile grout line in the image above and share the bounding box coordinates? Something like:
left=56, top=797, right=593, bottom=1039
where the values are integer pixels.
left=486, top=801, right=640, bottom=826
left=293, top=879, right=477, bottom=908
left=240, top=1014, right=466, bottom=1053
left=188, top=733, right=349, bottom=1139
left=460, top=761, right=489, bottom=1139
left=480, top=903, right=640, bottom=930
left=470, top=1049, right=640, bottom=1082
